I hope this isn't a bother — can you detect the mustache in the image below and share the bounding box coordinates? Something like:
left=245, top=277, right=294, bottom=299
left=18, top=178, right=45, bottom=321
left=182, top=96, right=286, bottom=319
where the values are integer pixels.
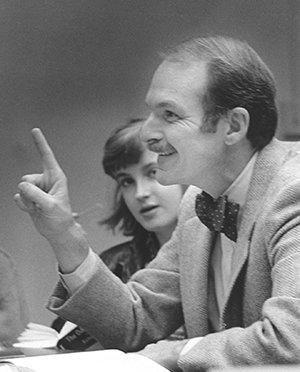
left=146, top=139, right=173, bottom=154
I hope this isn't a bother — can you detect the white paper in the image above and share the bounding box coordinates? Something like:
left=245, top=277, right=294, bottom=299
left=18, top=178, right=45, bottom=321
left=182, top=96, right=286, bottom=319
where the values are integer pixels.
left=4, top=350, right=169, bottom=372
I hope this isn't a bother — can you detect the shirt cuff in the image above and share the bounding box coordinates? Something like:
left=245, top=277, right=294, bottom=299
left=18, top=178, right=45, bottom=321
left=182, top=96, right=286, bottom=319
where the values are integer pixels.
left=59, top=248, right=98, bottom=295
left=180, top=337, right=203, bottom=356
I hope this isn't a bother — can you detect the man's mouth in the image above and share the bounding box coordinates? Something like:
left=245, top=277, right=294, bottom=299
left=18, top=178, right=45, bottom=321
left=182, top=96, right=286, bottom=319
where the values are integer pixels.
left=159, top=151, right=174, bottom=156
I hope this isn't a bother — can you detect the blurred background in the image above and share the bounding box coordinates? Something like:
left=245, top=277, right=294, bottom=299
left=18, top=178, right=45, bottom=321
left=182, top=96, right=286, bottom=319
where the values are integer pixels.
left=0, top=0, right=299, bottom=326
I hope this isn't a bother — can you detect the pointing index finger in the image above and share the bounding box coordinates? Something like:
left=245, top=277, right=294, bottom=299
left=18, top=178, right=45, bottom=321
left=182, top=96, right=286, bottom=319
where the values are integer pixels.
left=31, top=128, right=60, bottom=172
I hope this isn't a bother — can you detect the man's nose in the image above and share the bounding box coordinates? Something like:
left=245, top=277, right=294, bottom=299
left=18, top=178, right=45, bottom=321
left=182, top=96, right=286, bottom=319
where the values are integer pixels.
left=140, top=114, right=161, bottom=145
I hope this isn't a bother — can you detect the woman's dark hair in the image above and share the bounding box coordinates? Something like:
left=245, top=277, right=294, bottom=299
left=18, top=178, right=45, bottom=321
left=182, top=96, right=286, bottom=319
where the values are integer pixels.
left=100, top=118, right=148, bottom=237
left=161, top=36, right=278, bottom=149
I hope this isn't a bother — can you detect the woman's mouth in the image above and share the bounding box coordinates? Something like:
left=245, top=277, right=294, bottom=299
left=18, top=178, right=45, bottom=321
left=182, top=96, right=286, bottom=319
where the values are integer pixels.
left=140, top=205, right=158, bottom=214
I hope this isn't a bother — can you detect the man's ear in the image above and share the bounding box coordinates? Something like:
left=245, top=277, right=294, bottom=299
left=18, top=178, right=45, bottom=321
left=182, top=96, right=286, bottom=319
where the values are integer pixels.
left=225, top=107, right=250, bottom=146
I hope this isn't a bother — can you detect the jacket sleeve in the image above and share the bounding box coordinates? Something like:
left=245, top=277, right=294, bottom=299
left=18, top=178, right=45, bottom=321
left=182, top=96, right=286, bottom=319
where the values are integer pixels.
left=47, top=239, right=183, bottom=350
left=0, top=247, right=29, bottom=343
left=46, top=187, right=198, bottom=351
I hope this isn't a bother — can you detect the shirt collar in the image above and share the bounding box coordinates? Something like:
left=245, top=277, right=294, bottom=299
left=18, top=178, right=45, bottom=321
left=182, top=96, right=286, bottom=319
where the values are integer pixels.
left=223, top=151, right=257, bottom=225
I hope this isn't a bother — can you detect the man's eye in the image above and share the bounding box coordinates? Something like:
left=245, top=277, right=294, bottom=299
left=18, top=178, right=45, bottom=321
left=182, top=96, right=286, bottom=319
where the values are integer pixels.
left=164, top=110, right=179, bottom=122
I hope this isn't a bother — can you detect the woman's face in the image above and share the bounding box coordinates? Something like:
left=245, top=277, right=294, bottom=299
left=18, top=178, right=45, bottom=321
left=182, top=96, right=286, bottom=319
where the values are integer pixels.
left=115, top=148, right=184, bottom=244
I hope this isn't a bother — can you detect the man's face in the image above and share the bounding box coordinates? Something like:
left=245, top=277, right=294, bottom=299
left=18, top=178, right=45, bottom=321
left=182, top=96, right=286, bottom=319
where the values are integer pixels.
left=141, top=60, right=227, bottom=191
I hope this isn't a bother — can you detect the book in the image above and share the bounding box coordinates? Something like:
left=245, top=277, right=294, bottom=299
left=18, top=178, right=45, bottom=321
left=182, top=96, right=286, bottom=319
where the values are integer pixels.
left=2, top=349, right=169, bottom=372
left=13, top=323, right=100, bottom=351
left=13, top=323, right=61, bottom=349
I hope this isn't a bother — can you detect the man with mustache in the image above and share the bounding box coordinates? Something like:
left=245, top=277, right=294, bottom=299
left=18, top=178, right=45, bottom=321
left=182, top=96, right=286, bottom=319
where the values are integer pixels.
left=15, top=36, right=300, bottom=371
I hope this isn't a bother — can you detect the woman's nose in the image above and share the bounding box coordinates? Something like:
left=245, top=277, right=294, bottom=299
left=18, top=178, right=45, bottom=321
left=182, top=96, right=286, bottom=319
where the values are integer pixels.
left=135, top=180, right=151, bottom=200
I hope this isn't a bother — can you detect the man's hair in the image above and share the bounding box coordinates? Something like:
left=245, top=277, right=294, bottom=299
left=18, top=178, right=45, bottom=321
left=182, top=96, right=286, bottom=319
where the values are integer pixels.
left=161, top=36, right=278, bottom=149
left=100, top=118, right=147, bottom=236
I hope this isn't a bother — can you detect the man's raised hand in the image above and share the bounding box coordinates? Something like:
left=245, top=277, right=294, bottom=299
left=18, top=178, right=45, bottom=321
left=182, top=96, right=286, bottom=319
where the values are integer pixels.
left=14, top=128, right=89, bottom=273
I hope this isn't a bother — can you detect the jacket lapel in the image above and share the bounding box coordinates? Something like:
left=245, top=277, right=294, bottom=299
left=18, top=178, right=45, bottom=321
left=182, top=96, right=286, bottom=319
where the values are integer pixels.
left=180, top=215, right=215, bottom=336
left=222, top=139, right=294, bottom=322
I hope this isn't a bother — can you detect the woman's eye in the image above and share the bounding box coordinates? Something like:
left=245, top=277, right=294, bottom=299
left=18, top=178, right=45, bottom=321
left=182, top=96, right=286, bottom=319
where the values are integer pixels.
left=148, top=169, right=157, bottom=178
left=120, top=178, right=133, bottom=188
left=164, top=110, right=179, bottom=122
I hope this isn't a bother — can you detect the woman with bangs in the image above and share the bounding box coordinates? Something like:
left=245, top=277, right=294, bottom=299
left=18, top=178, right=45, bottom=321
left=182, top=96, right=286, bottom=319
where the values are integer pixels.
left=100, top=118, right=186, bottom=282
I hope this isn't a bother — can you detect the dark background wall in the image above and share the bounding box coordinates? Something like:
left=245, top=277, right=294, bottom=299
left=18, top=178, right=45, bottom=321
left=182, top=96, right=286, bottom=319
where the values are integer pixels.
left=0, top=0, right=299, bottom=326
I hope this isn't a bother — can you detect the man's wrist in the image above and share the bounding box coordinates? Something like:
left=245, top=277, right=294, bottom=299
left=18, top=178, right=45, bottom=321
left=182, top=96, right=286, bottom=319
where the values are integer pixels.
left=48, top=221, right=90, bottom=274
left=60, top=248, right=97, bottom=294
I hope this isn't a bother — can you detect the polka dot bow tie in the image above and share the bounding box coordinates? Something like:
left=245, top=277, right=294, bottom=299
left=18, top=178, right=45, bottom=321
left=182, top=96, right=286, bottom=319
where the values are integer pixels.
left=195, top=191, right=240, bottom=242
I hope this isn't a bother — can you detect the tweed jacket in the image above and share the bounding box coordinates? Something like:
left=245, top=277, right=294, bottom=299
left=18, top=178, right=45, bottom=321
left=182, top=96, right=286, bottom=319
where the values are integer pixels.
left=48, top=138, right=300, bottom=371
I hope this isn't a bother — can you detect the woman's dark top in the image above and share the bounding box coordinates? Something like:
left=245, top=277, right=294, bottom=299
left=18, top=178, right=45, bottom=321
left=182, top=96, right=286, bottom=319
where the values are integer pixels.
left=100, top=232, right=160, bottom=283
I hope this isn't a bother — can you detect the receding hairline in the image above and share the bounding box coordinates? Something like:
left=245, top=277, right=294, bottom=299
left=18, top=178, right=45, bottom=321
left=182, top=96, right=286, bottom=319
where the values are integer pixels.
left=146, top=58, right=210, bottom=109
